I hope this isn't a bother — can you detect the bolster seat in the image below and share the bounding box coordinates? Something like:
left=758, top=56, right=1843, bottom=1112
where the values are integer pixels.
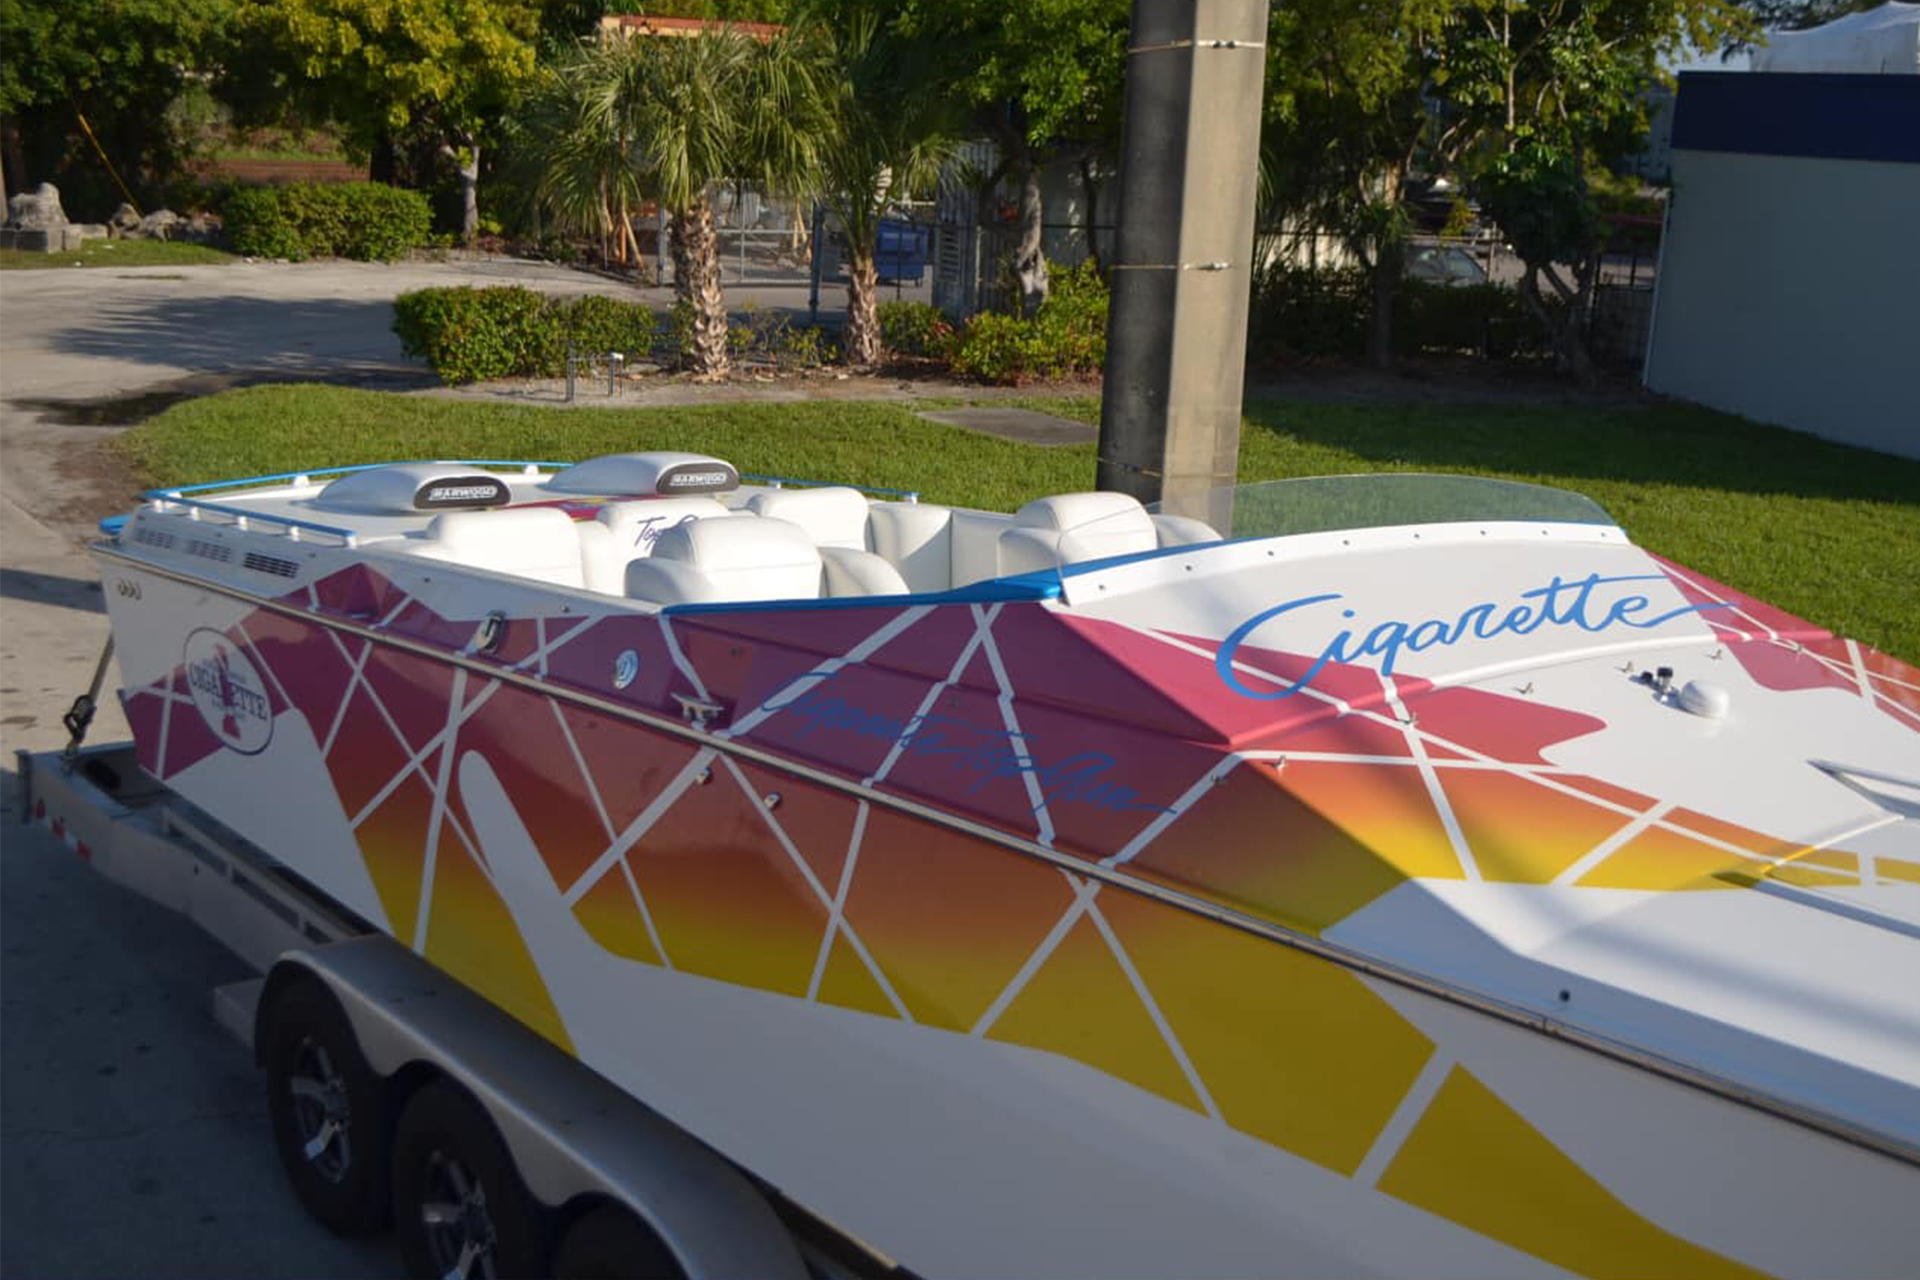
left=581, top=497, right=731, bottom=593
left=997, top=492, right=1161, bottom=577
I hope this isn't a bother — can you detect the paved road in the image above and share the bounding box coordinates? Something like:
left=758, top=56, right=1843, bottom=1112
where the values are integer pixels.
left=0, top=255, right=668, bottom=1280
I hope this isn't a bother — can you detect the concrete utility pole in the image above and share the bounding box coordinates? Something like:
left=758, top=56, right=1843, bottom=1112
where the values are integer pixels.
left=1096, top=0, right=1270, bottom=529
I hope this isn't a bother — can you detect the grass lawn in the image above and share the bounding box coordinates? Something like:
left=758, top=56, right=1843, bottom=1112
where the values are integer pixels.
left=0, top=238, right=236, bottom=270
left=116, top=383, right=1920, bottom=663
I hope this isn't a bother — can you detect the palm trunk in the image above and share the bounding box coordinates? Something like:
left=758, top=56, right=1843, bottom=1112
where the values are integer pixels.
left=1367, top=239, right=1400, bottom=370
left=1015, top=160, right=1048, bottom=316
left=1077, top=152, right=1102, bottom=274
left=844, top=249, right=881, bottom=367
left=1520, top=264, right=1598, bottom=390
left=675, top=196, right=730, bottom=378
left=456, top=136, right=480, bottom=246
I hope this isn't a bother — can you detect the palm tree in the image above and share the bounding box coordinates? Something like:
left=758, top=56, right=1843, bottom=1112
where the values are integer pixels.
left=806, top=6, right=962, bottom=367
left=579, top=25, right=828, bottom=379
left=505, top=52, right=648, bottom=271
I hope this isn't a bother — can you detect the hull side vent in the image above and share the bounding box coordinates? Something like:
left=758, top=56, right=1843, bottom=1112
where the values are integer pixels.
left=243, top=551, right=300, bottom=579
left=187, top=539, right=232, bottom=563
left=132, top=527, right=177, bottom=550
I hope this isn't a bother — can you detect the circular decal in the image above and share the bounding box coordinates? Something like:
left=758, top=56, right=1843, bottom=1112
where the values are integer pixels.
left=182, top=628, right=275, bottom=755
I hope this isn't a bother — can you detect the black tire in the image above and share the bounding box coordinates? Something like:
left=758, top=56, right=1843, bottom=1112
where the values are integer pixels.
left=552, top=1204, right=681, bottom=1280
left=261, top=976, right=390, bottom=1234
left=392, top=1080, right=548, bottom=1280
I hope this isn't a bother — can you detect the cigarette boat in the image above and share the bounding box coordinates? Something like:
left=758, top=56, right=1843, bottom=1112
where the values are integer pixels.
left=93, top=455, right=1920, bottom=1278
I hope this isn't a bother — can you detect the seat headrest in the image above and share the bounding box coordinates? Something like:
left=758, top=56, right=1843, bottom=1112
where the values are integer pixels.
left=745, top=486, right=870, bottom=549
left=651, top=515, right=821, bottom=602
left=597, top=497, right=731, bottom=552
left=425, top=506, right=578, bottom=549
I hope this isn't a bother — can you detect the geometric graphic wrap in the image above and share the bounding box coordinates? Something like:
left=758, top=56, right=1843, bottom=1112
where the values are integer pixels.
left=117, top=558, right=1920, bottom=1277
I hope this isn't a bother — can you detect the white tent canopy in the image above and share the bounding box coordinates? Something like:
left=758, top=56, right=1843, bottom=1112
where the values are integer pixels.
left=1751, top=1, right=1920, bottom=73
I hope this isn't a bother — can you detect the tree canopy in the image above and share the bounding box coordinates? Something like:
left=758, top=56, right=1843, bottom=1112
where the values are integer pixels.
left=0, top=0, right=238, bottom=204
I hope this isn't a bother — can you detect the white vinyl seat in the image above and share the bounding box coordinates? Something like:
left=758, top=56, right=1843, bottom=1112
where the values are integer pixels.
left=625, top=515, right=822, bottom=606
left=745, top=486, right=871, bottom=550
left=581, top=497, right=730, bottom=593
left=867, top=500, right=954, bottom=592
left=997, top=492, right=1160, bottom=577
left=820, top=546, right=910, bottom=597
left=400, top=507, right=587, bottom=588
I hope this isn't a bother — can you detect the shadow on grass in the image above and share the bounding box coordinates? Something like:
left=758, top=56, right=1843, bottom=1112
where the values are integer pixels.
left=1241, top=395, right=1920, bottom=507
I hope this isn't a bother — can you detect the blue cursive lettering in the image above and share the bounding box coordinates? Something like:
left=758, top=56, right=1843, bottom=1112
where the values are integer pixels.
left=751, top=672, right=1170, bottom=814
left=1216, top=573, right=1728, bottom=700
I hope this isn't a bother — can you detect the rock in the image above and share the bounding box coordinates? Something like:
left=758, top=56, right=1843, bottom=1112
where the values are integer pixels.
left=108, top=203, right=141, bottom=236
left=61, top=224, right=109, bottom=250
left=134, top=208, right=181, bottom=241
left=178, top=212, right=221, bottom=244
left=5, top=183, right=68, bottom=230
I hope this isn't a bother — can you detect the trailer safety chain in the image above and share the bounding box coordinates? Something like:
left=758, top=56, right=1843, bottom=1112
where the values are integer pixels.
left=61, top=637, right=115, bottom=772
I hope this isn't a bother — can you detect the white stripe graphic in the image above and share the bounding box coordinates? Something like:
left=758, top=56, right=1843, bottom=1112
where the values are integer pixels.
left=412, top=668, right=469, bottom=951
left=1351, top=1051, right=1455, bottom=1187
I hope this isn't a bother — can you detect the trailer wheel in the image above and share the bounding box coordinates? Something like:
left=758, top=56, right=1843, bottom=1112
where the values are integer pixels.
left=392, top=1080, right=546, bottom=1280
left=262, top=977, right=389, bottom=1234
left=553, top=1204, right=682, bottom=1280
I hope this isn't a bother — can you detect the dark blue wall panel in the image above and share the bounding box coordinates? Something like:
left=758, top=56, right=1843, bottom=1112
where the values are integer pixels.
left=1673, top=72, right=1920, bottom=164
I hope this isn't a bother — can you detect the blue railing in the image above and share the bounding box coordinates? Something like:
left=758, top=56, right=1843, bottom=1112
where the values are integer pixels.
left=107, top=459, right=574, bottom=541
left=143, top=459, right=572, bottom=501
left=102, top=459, right=921, bottom=538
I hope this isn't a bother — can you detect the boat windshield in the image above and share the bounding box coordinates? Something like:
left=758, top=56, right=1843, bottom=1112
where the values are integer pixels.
left=1143, top=473, right=1616, bottom=542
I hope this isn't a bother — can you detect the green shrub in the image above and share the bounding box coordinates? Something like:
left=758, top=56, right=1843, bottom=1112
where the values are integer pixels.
left=392, top=286, right=664, bottom=384
left=392, top=286, right=560, bottom=384
left=560, top=292, right=657, bottom=360
left=1247, top=263, right=1372, bottom=360
left=226, top=182, right=431, bottom=262
left=947, top=259, right=1107, bottom=383
left=224, top=187, right=304, bottom=260
left=876, top=300, right=953, bottom=357
left=1245, top=261, right=1558, bottom=363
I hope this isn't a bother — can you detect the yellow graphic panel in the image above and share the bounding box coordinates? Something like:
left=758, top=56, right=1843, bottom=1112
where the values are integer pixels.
left=1576, top=826, right=1746, bottom=891
left=572, top=866, right=662, bottom=966
left=1380, top=1067, right=1770, bottom=1280
left=841, top=811, right=1078, bottom=1031
left=987, top=908, right=1204, bottom=1114
left=1101, top=889, right=1435, bottom=1175
left=1444, top=771, right=1635, bottom=883
left=1879, top=856, right=1920, bottom=886
left=814, top=932, right=899, bottom=1020
left=423, top=839, right=573, bottom=1053
left=627, top=779, right=828, bottom=998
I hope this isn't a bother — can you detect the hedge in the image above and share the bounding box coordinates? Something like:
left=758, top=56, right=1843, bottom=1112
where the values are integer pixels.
left=948, top=260, right=1108, bottom=383
left=392, top=287, right=659, bottom=384
left=1247, top=262, right=1558, bottom=363
left=226, top=182, right=432, bottom=263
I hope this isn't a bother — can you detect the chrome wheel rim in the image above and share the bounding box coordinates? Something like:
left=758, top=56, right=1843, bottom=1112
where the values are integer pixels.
left=286, top=1040, right=352, bottom=1183
left=419, top=1150, right=497, bottom=1280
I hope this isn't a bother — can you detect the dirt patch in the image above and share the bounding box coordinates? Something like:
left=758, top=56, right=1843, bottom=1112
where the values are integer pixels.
left=10, top=388, right=208, bottom=428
